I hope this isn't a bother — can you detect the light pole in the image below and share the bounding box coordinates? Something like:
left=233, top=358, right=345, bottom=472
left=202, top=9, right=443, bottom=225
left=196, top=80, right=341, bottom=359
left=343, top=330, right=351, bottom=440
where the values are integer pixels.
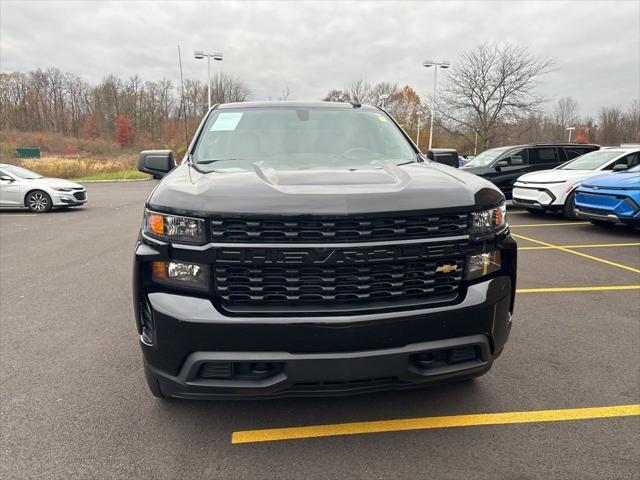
left=378, top=93, right=389, bottom=109
left=423, top=60, right=451, bottom=150
left=474, top=128, right=479, bottom=155
left=194, top=50, right=223, bottom=109
left=416, top=113, right=421, bottom=150
left=566, top=126, right=575, bottom=142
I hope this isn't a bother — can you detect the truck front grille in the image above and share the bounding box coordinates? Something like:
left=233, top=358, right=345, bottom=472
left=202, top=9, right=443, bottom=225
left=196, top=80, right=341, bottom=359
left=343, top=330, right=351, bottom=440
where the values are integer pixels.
left=211, top=213, right=468, bottom=243
left=213, top=239, right=467, bottom=312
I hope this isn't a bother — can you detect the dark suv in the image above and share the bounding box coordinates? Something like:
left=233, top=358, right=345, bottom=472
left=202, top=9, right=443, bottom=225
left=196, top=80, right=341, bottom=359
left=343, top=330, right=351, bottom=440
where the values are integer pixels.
left=461, top=143, right=600, bottom=198
left=133, top=102, right=517, bottom=399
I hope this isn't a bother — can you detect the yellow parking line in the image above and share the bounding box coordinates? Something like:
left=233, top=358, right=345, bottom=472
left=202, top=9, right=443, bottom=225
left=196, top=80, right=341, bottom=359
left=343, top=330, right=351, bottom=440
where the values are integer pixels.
left=231, top=404, right=640, bottom=444
left=513, top=233, right=640, bottom=274
left=519, top=243, right=640, bottom=251
left=517, top=285, right=640, bottom=293
left=510, top=222, right=589, bottom=227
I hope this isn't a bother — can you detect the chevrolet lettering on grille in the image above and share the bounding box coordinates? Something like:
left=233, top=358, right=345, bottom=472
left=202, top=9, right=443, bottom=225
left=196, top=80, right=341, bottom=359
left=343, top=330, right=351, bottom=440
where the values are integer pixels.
left=215, top=243, right=465, bottom=265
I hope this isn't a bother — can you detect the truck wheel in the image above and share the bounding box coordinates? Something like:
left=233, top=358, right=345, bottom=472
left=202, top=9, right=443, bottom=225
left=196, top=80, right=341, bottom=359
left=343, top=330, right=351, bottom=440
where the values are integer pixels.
left=563, top=191, right=579, bottom=220
left=144, top=365, right=165, bottom=398
left=26, top=190, right=52, bottom=213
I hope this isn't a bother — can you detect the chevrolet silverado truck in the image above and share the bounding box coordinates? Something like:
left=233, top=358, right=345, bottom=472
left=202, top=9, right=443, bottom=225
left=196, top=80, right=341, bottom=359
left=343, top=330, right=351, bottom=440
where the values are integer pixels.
left=133, top=101, right=517, bottom=399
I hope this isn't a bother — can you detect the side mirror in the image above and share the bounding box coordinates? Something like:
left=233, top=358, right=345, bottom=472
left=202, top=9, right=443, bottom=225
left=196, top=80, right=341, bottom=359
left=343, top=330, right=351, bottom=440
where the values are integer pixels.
left=495, top=160, right=508, bottom=171
left=612, top=163, right=628, bottom=171
left=138, top=150, right=176, bottom=178
left=0, top=175, right=14, bottom=182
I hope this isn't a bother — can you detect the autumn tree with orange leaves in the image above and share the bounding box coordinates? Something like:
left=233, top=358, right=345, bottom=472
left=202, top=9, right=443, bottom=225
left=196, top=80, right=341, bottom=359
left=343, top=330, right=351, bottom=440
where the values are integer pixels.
left=114, top=115, right=134, bottom=148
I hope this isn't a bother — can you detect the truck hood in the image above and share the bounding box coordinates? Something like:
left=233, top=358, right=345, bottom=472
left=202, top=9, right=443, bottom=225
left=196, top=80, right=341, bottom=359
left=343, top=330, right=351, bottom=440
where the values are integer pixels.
left=147, top=162, right=503, bottom=215
left=516, top=169, right=598, bottom=185
left=581, top=171, right=640, bottom=189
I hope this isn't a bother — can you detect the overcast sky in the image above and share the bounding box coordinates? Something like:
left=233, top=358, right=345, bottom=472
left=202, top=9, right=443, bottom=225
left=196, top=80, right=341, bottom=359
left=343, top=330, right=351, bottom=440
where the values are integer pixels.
left=1, top=0, right=638, bottom=116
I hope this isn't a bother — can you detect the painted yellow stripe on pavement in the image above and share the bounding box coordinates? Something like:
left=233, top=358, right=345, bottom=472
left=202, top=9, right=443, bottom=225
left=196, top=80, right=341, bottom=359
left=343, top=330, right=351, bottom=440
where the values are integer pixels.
left=231, top=404, right=640, bottom=444
left=517, top=285, right=640, bottom=293
left=510, top=222, right=589, bottom=227
left=513, top=233, right=640, bottom=274
left=519, top=243, right=640, bottom=251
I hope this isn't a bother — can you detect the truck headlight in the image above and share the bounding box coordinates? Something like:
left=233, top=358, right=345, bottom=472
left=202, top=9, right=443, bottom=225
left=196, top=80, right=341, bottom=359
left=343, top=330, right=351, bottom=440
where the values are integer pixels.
left=144, top=209, right=205, bottom=243
left=152, top=261, right=210, bottom=291
left=466, top=250, right=501, bottom=280
left=470, top=204, right=507, bottom=236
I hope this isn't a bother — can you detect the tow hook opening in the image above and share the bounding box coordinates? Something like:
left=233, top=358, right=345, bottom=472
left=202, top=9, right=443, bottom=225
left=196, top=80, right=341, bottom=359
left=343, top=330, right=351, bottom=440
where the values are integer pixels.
left=411, top=346, right=479, bottom=370
left=198, top=361, right=284, bottom=380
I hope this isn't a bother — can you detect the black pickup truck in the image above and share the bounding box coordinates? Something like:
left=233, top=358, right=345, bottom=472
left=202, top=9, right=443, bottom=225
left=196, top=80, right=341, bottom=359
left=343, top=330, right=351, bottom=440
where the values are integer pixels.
left=133, top=101, right=517, bottom=399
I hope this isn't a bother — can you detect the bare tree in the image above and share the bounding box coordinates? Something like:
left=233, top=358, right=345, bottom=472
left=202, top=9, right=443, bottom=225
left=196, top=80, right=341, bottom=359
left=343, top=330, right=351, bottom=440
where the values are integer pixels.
left=437, top=43, right=553, bottom=149
left=322, top=89, right=346, bottom=102
left=622, top=100, right=640, bottom=143
left=345, top=79, right=373, bottom=104
left=598, top=106, right=624, bottom=146
left=279, top=87, right=290, bottom=101
left=371, top=82, right=400, bottom=107
left=553, top=96, right=579, bottom=139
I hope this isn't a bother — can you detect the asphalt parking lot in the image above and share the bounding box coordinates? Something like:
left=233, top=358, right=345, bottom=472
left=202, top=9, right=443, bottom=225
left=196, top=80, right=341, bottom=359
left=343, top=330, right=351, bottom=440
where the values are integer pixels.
left=1, top=182, right=638, bottom=479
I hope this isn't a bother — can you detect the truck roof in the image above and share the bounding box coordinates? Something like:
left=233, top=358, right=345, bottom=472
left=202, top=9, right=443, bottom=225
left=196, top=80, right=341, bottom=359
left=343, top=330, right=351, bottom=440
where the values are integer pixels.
left=217, top=101, right=379, bottom=111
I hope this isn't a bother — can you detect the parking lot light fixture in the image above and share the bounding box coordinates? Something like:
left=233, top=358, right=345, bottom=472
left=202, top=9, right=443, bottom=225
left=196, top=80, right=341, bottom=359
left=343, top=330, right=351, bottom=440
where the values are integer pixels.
left=423, top=60, right=451, bottom=150
left=378, top=93, right=390, bottom=108
left=566, top=126, right=576, bottom=142
left=194, top=50, right=224, bottom=109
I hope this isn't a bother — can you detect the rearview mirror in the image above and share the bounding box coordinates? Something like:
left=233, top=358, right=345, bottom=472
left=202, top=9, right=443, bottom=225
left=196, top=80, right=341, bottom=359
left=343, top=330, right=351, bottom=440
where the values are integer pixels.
left=495, top=160, right=508, bottom=170
left=0, top=175, right=14, bottom=182
left=612, top=163, right=628, bottom=171
left=138, top=150, right=176, bottom=178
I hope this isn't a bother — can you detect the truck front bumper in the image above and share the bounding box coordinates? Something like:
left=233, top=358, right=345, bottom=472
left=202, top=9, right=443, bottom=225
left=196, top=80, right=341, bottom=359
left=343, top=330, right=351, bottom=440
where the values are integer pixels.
left=139, top=275, right=514, bottom=399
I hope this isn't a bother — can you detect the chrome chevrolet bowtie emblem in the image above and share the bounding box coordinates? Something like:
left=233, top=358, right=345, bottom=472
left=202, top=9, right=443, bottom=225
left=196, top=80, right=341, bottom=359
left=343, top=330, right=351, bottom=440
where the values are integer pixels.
left=436, top=263, right=458, bottom=273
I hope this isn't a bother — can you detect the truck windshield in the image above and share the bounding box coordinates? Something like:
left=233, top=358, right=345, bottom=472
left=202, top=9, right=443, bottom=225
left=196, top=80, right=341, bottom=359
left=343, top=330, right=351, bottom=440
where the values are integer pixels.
left=462, top=147, right=510, bottom=168
left=558, top=150, right=621, bottom=170
left=192, top=107, right=416, bottom=171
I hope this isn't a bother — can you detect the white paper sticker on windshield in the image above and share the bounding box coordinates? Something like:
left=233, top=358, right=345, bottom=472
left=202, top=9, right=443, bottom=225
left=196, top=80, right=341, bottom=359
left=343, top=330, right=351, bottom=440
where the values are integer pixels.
left=210, top=112, right=243, bottom=131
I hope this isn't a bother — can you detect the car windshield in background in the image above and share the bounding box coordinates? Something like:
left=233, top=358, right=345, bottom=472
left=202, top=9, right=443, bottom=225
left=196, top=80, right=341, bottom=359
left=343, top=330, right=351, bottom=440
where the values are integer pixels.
left=462, top=147, right=510, bottom=168
left=2, top=165, right=43, bottom=179
left=192, top=107, right=416, bottom=171
left=559, top=150, right=621, bottom=170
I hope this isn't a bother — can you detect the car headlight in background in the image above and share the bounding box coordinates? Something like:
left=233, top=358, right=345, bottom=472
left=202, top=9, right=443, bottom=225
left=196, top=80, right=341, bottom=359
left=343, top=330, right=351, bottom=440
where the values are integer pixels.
left=51, top=186, right=74, bottom=192
left=470, top=204, right=507, bottom=236
left=152, top=261, right=210, bottom=291
left=144, top=210, right=205, bottom=243
left=466, top=250, right=501, bottom=280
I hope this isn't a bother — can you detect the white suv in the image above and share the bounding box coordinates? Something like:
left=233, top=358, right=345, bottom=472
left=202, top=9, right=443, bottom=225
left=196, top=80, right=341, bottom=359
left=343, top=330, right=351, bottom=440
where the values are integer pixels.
left=512, top=148, right=640, bottom=219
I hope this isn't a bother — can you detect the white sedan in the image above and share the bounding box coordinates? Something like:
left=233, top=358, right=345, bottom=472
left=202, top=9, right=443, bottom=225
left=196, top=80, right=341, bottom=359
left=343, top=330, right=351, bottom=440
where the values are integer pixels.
left=0, top=164, right=87, bottom=213
left=512, top=147, right=640, bottom=219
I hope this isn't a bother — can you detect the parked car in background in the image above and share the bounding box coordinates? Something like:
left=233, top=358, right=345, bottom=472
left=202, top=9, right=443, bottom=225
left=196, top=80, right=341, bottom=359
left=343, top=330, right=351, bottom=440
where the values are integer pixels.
left=575, top=164, right=640, bottom=228
left=0, top=164, right=87, bottom=212
left=461, top=143, right=600, bottom=198
left=425, top=148, right=459, bottom=167
left=512, top=147, right=639, bottom=219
